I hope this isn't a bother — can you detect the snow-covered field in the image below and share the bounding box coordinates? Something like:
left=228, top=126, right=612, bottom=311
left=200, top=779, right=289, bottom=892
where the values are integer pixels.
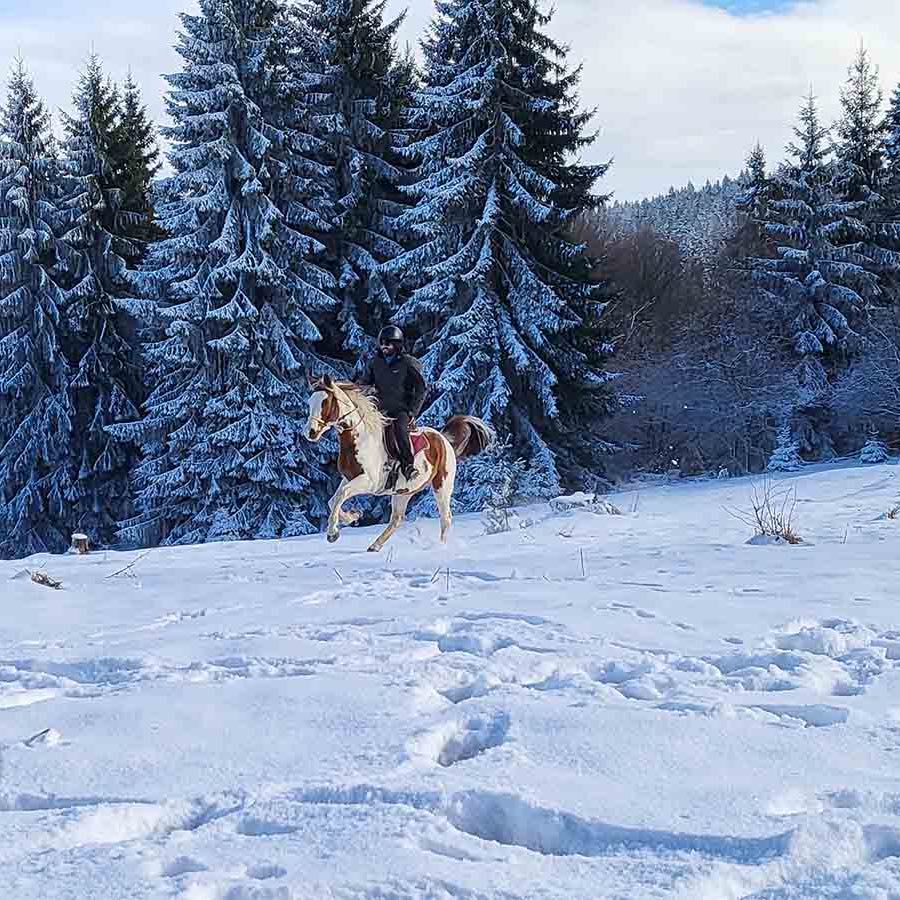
left=2, top=464, right=900, bottom=900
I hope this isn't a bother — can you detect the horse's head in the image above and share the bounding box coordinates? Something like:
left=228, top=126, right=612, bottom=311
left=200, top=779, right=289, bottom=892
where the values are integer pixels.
left=305, top=374, right=340, bottom=442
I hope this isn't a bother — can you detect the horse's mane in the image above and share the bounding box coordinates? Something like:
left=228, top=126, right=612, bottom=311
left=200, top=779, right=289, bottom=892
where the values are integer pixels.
left=333, top=381, right=389, bottom=432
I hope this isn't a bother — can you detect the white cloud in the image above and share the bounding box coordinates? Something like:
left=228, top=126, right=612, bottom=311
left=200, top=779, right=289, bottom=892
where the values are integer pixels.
left=0, top=1, right=193, bottom=145
left=3, top=0, right=899, bottom=201
left=387, top=0, right=900, bottom=200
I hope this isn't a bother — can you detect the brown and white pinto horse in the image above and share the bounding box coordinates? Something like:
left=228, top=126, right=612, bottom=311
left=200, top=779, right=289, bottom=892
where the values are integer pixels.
left=304, top=375, right=493, bottom=552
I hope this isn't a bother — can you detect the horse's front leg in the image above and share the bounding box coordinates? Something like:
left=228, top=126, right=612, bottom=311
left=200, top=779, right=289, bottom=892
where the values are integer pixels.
left=327, top=475, right=371, bottom=542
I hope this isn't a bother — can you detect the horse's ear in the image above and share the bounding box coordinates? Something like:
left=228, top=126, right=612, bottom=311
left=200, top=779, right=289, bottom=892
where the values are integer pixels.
left=322, top=374, right=334, bottom=389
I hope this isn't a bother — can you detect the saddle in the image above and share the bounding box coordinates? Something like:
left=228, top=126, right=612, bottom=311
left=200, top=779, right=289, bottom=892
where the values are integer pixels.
left=384, top=420, right=428, bottom=462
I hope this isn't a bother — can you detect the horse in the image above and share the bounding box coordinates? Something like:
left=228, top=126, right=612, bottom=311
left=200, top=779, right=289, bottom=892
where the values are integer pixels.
left=303, top=375, right=494, bottom=552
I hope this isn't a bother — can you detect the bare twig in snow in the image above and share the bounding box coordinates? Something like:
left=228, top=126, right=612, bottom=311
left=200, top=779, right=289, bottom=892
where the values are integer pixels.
left=24, top=729, right=52, bottom=747
left=30, top=571, right=62, bottom=590
left=105, top=549, right=152, bottom=579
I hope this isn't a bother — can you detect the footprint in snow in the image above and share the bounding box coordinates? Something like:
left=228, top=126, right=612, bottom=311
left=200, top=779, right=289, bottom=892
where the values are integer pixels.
left=162, top=856, right=209, bottom=878
left=409, top=711, right=511, bottom=768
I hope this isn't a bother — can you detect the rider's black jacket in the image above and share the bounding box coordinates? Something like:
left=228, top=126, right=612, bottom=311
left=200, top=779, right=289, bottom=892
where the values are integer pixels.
left=359, top=351, right=427, bottom=418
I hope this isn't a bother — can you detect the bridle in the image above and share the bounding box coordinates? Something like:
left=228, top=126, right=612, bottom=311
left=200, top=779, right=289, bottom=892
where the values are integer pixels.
left=310, top=388, right=364, bottom=435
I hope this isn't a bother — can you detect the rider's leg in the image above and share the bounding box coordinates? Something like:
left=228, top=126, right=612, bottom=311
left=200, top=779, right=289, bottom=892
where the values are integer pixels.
left=392, top=412, right=416, bottom=479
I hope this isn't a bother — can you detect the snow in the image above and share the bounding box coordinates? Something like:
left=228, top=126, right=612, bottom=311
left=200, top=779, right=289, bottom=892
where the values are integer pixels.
left=2, top=462, right=900, bottom=899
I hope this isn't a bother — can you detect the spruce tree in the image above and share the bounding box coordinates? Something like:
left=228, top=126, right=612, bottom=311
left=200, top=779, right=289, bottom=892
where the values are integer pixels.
left=113, top=73, right=161, bottom=251
left=859, top=428, right=889, bottom=464
left=751, top=92, right=878, bottom=458
left=734, top=142, right=774, bottom=257
left=878, top=81, right=900, bottom=304
left=57, top=54, right=144, bottom=547
left=835, top=45, right=885, bottom=193
left=883, top=82, right=900, bottom=208
left=0, top=60, right=77, bottom=557
left=767, top=423, right=803, bottom=472
left=738, top=143, right=770, bottom=221
left=292, top=0, right=411, bottom=356
left=390, top=0, right=612, bottom=504
left=114, top=0, right=339, bottom=547
left=832, top=45, right=900, bottom=300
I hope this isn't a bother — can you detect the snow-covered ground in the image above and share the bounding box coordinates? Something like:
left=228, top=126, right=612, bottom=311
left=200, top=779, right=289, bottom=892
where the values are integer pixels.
left=2, top=463, right=900, bottom=900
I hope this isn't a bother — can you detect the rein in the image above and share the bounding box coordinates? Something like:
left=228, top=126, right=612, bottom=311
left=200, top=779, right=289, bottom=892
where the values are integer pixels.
left=333, top=403, right=364, bottom=431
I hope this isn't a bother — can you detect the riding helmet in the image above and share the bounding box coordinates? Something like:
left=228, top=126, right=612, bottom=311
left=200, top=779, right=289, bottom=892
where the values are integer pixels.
left=378, top=325, right=404, bottom=345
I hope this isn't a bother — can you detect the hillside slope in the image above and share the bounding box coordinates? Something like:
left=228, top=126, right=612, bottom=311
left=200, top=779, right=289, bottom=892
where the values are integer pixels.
left=2, top=463, right=900, bottom=899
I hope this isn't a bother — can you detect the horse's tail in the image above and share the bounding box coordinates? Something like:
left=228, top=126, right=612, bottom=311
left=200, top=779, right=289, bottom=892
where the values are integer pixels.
left=442, top=416, right=495, bottom=459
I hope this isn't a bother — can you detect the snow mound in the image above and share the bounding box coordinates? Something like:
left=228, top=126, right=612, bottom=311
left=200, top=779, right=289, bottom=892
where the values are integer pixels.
left=550, top=492, right=622, bottom=515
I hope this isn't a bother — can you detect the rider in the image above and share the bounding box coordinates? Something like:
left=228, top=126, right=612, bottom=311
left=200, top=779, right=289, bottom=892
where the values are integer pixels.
left=359, top=325, right=427, bottom=482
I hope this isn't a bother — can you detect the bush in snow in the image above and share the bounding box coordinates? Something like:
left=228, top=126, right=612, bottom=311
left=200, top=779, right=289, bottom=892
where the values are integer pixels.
left=860, top=431, right=889, bottom=464
left=480, top=446, right=528, bottom=536
left=732, top=477, right=803, bottom=545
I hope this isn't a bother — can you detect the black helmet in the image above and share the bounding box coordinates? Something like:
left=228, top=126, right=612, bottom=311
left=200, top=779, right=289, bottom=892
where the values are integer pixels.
left=378, top=325, right=404, bottom=345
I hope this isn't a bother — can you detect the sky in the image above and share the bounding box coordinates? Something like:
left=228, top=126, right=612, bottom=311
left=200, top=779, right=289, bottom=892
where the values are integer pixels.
left=2, top=0, right=899, bottom=202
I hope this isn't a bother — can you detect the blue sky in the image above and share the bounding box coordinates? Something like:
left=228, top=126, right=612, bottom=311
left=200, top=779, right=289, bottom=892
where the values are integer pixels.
left=2, top=0, right=899, bottom=201
left=703, top=0, right=798, bottom=11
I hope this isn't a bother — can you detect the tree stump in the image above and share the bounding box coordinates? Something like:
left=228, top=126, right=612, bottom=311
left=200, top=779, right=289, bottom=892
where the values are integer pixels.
left=71, top=533, right=90, bottom=555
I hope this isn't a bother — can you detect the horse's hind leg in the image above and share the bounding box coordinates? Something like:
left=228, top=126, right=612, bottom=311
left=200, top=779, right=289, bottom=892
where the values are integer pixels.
left=368, top=494, right=411, bottom=553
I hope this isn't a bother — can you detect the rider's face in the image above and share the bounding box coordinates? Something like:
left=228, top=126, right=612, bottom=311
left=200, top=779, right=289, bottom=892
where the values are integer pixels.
left=381, top=342, right=399, bottom=354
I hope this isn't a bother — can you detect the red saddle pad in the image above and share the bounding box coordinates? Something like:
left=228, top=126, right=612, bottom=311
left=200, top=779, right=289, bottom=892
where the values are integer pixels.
left=410, top=431, right=429, bottom=457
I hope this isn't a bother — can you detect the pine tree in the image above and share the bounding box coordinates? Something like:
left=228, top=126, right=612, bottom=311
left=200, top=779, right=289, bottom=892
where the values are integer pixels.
left=55, top=54, right=143, bottom=548
left=0, top=59, right=77, bottom=557
left=751, top=91, right=878, bottom=458
left=113, top=0, right=339, bottom=548
left=859, top=428, right=889, bottom=463
left=884, top=82, right=900, bottom=207
left=738, top=143, right=769, bottom=220
left=767, top=422, right=803, bottom=472
left=112, top=73, right=162, bottom=251
left=734, top=142, right=774, bottom=257
left=291, top=0, right=411, bottom=357
left=878, top=81, right=900, bottom=304
left=835, top=45, right=885, bottom=193
left=832, top=45, right=899, bottom=299
left=389, top=0, right=612, bottom=506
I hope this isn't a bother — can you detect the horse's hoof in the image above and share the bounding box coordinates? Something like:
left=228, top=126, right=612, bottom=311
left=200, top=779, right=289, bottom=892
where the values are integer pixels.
left=327, top=532, right=339, bottom=543
left=367, top=545, right=381, bottom=553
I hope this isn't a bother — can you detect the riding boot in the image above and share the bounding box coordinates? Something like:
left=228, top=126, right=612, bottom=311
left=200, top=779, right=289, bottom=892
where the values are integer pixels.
left=385, top=464, right=401, bottom=491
